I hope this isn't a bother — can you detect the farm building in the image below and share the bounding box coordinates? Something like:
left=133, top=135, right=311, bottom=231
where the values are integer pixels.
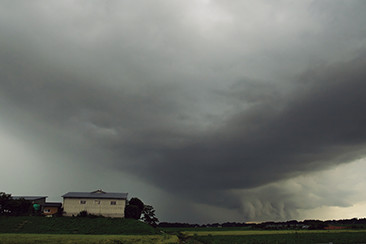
left=62, top=189, right=128, bottom=218
left=42, top=202, right=62, bottom=216
left=12, top=196, right=47, bottom=205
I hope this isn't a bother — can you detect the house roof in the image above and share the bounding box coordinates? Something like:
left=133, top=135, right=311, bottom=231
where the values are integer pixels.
left=43, top=202, right=62, bottom=207
left=62, top=190, right=128, bottom=200
left=12, top=196, right=47, bottom=201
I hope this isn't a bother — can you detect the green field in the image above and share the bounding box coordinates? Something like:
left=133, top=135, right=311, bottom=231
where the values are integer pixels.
left=181, top=229, right=366, bottom=244
left=187, top=231, right=366, bottom=244
left=2, top=217, right=366, bottom=243
left=0, top=233, right=178, bottom=244
left=0, top=216, right=158, bottom=235
left=1, top=230, right=366, bottom=244
left=183, top=229, right=366, bottom=236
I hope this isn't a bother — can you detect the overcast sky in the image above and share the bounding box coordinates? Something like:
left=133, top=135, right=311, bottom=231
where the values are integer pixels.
left=1, top=0, right=366, bottom=223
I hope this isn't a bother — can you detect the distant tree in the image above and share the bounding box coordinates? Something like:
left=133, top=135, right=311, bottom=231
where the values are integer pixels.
left=141, top=205, right=159, bottom=227
left=125, top=197, right=144, bottom=219
left=10, top=198, right=31, bottom=216
left=0, top=192, right=12, bottom=215
left=0, top=192, right=31, bottom=216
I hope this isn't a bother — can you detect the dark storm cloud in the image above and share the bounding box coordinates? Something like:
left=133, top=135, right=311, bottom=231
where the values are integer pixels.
left=3, top=47, right=365, bottom=213
left=2, top=0, right=366, bottom=222
left=128, top=54, right=366, bottom=195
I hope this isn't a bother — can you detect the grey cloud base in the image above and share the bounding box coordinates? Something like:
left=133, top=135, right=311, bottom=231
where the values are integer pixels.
left=126, top=55, right=366, bottom=211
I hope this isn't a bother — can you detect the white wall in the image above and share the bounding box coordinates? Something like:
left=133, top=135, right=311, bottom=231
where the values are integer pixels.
left=63, top=198, right=126, bottom=218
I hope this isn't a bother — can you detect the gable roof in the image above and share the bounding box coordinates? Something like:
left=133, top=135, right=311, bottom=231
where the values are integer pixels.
left=12, top=196, right=47, bottom=201
left=62, top=190, right=127, bottom=200
left=43, top=202, right=62, bottom=207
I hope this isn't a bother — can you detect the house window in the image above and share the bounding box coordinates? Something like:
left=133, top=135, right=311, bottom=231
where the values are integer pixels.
left=95, top=200, right=100, bottom=204
left=80, top=200, right=86, bottom=204
left=110, top=201, right=116, bottom=205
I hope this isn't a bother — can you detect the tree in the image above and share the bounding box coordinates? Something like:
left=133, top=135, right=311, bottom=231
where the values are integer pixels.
left=129, top=198, right=144, bottom=211
left=0, top=192, right=31, bottom=216
left=141, top=205, right=159, bottom=227
left=124, top=205, right=141, bottom=219
left=0, top=192, right=12, bottom=215
left=124, top=197, right=144, bottom=219
left=124, top=197, right=159, bottom=226
left=10, top=198, right=31, bottom=216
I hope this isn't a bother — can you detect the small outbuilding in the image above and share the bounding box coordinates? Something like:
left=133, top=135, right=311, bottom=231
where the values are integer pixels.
left=42, top=202, right=62, bottom=216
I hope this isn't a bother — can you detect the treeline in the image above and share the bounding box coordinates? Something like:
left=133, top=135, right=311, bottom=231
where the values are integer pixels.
left=0, top=192, right=32, bottom=216
left=159, top=218, right=366, bottom=230
left=158, top=222, right=252, bottom=228
left=257, top=218, right=366, bottom=230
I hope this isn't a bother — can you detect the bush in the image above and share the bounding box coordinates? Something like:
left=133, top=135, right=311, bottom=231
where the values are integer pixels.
left=76, top=211, right=100, bottom=218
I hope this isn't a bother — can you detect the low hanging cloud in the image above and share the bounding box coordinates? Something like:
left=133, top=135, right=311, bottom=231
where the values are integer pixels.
left=121, top=54, right=366, bottom=208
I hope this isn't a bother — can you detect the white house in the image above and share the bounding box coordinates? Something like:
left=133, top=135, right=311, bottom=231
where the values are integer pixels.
left=62, top=190, right=128, bottom=218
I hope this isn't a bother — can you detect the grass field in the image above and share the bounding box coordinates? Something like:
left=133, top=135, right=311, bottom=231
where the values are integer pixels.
left=182, top=229, right=366, bottom=244
left=188, top=231, right=366, bottom=244
left=0, top=233, right=178, bottom=244
left=2, top=217, right=366, bottom=243
left=183, top=229, right=366, bottom=236
left=1, top=230, right=366, bottom=243
left=0, top=216, right=158, bottom=235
